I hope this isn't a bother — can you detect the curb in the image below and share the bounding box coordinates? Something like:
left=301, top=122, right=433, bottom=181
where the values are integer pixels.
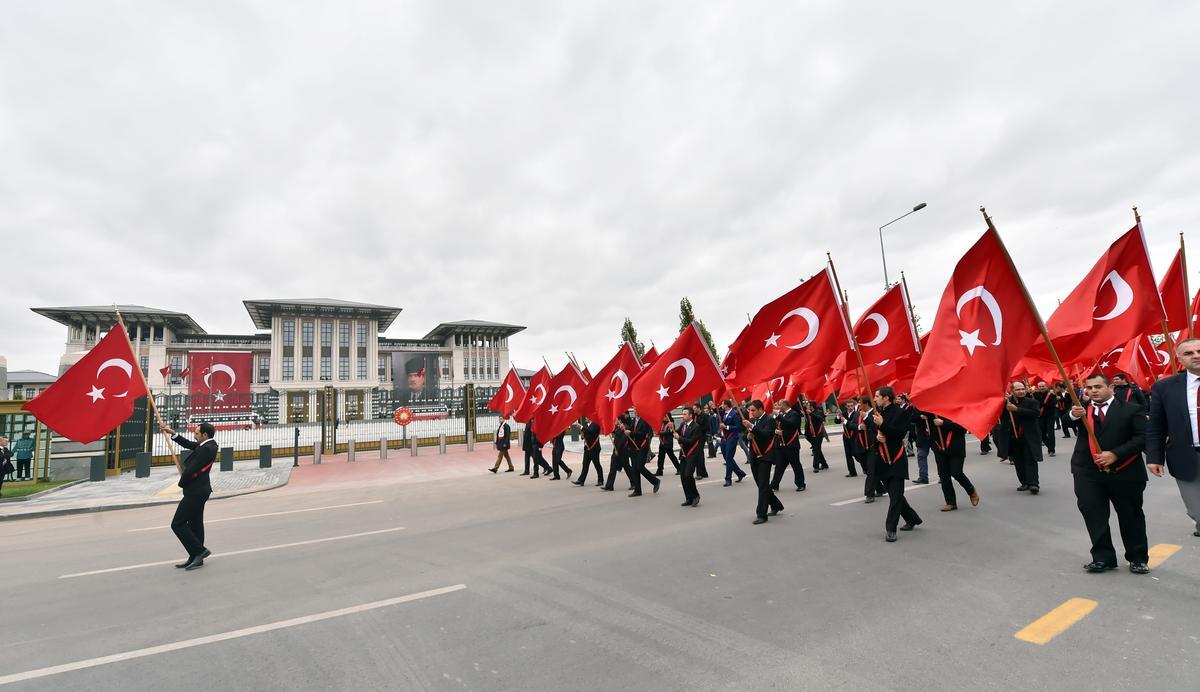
left=0, top=475, right=291, bottom=522
left=0, top=479, right=88, bottom=504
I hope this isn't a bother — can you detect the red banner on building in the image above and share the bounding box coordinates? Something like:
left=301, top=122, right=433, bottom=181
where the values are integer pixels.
left=188, top=351, right=253, bottom=417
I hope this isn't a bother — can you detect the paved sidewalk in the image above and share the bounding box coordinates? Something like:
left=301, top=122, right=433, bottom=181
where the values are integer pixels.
left=0, top=458, right=294, bottom=520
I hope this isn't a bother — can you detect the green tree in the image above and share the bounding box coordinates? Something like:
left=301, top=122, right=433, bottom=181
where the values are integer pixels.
left=620, top=318, right=646, bottom=359
left=678, top=297, right=720, bottom=358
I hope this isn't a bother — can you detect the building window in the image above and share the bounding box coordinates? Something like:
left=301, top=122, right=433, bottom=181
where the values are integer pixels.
left=378, top=355, right=388, bottom=382
left=282, top=320, right=295, bottom=347
left=441, top=357, right=450, bottom=378
left=25, top=388, right=35, bottom=399
left=321, top=356, right=332, bottom=381
left=152, top=325, right=164, bottom=342
left=170, top=355, right=183, bottom=385
left=139, top=356, right=149, bottom=375
left=339, top=356, right=350, bottom=380
left=69, top=326, right=82, bottom=341
left=258, top=355, right=270, bottom=383
left=339, top=323, right=350, bottom=348
left=356, top=323, right=367, bottom=346
left=357, top=357, right=367, bottom=380
left=321, top=322, right=332, bottom=347
left=462, top=359, right=468, bottom=377
left=302, top=356, right=313, bottom=380
left=282, top=356, right=294, bottom=381
left=302, top=321, right=314, bottom=347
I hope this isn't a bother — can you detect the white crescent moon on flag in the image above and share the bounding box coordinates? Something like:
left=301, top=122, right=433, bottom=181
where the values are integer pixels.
left=779, top=307, right=820, bottom=349
left=1093, top=270, right=1134, bottom=321
left=1155, top=348, right=1170, bottom=366
left=554, top=385, right=578, bottom=411
left=204, top=363, right=237, bottom=390
left=608, top=370, right=630, bottom=399
left=532, top=383, right=548, bottom=405
left=769, top=376, right=785, bottom=394
left=664, top=359, right=695, bottom=393
left=859, top=313, right=889, bottom=347
left=96, top=358, right=133, bottom=398
left=955, top=286, right=1004, bottom=345
left=504, top=384, right=514, bottom=403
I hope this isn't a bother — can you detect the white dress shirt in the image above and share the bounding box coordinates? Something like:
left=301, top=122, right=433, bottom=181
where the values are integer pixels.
left=1188, top=372, right=1200, bottom=447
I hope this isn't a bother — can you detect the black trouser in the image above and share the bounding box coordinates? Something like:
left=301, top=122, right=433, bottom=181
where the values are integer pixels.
left=809, top=437, right=829, bottom=470
left=1060, top=411, right=1074, bottom=438
left=1010, top=439, right=1038, bottom=488
left=1074, top=473, right=1148, bottom=565
left=492, top=449, right=513, bottom=471
left=578, top=444, right=604, bottom=484
left=706, top=435, right=718, bottom=458
left=751, top=459, right=784, bottom=518
left=865, top=452, right=886, bottom=498
left=994, top=428, right=1010, bottom=459
left=842, top=436, right=858, bottom=475
left=656, top=443, right=679, bottom=474
left=695, top=452, right=708, bottom=478
left=17, top=459, right=32, bottom=479
left=935, top=452, right=975, bottom=506
left=603, top=450, right=630, bottom=490
left=551, top=446, right=572, bottom=479
left=884, top=476, right=921, bottom=531
left=680, top=452, right=700, bottom=501
left=171, top=491, right=210, bottom=557
left=770, top=445, right=805, bottom=490
left=629, top=447, right=658, bottom=493
left=530, top=448, right=553, bottom=477
left=1040, top=418, right=1057, bottom=454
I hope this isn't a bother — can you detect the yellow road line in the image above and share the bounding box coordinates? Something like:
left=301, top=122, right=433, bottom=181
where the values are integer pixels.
left=1148, top=543, right=1181, bottom=570
left=1014, top=598, right=1098, bottom=645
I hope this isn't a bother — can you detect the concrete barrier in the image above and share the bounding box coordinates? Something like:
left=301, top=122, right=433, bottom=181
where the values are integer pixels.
left=220, top=446, right=234, bottom=472
left=259, top=444, right=272, bottom=468
left=348, top=439, right=356, bottom=462
left=135, top=452, right=152, bottom=478
left=89, top=456, right=106, bottom=482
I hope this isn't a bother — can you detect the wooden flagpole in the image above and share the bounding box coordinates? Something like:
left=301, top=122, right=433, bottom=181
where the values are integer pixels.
left=1181, top=232, right=1193, bottom=341
left=900, top=270, right=922, bottom=355
left=1136, top=206, right=1181, bottom=372
left=980, top=208, right=1102, bottom=457
left=827, top=252, right=873, bottom=397
left=114, top=308, right=181, bottom=471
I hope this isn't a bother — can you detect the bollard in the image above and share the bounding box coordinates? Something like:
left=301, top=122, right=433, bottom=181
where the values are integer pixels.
left=135, top=452, right=152, bottom=478
left=380, top=436, right=389, bottom=460
left=314, top=444, right=322, bottom=464
left=90, top=455, right=106, bottom=482
left=293, top=427, right=300, bottom=467
left=467, top=432, right=474, bottom=452
left=259, top=444, right=272, bottom=469
left=437, top=434, right=445, bottom=454
left=410, top=435, right=418, bottom=456
left=348, top=439, right=356, bottom=462
left=220, top=446, right=234, bottom=472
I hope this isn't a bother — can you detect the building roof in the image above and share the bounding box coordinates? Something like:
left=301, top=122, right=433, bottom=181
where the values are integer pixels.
left=242, top=299, right=403, bottom=330
left=514, top=367, right=538, bottom=378
left=6, top=370, right=58, bottom=384
left=423, top=320, right=526, bottom=341
left=31, top=305, right=205, bottom=334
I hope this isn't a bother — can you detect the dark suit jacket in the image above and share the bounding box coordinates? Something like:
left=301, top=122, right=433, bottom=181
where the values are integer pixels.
left=1070, top=398, right=1146, bottom=480
left=868, top=404, right=911, bottom=479
left=581, top=421, right=601, bottom=450
left=1147, top=373, right=1199, bottom=481
left=521, top=427, right=539, bottom=452
left=678, top=420, right=704, bottom=458
left=778, top=408, right=803, bottom=448
left=495, top=423, right=511, bottom=450
left=930, top=417, right=967, bottom=458
left=174, top=436, right=217, bottom=495
left=629, top=417, right=653, bottom=454
left=746, top=414, right=780, bottom=463
left=1003, top=396, right=1042, bottom=456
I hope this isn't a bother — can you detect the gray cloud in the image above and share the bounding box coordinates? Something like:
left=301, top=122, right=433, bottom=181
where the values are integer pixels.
left=2, top=1, right=1198, bottom=376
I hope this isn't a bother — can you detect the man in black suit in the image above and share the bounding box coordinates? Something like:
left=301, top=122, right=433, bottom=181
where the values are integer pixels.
left=770, top=399, right=806, bottom=492
left=549, top=430, right=572, bottom=480
left=1005, top=382, right=1043, bottom=494
left=930, top=413, right=978, bottom=511
left=160, top=421, right=218, bottom=571
left=489, top=416, right=514, bottom=473
left=1069, top=373, right=1150, bottom=573
left=1112, top=373, right=1148, bottom=411
left=0, top=437, right=12, bottom=496
left=675, top=406, right=705, bottom=507
left=804, top=401, right=831, bottom=472
left=1146, top=337, right=1200, bottom=539
left=1034, top=381, right=1058, bottom=458
left=655, top=414, right=680, bottom=476
left=602, top=415, right=632, bottom=492
left=573, top=417, right=604, bottom=487
left=624, top=410, right=661, bottom=497
left=745, top=400, right=784, bottom=524
left=871, top=387, right=923, bottom=542
left=837, top=401, right=860, bottom=477
left=522, top=425, right=552, bottom=478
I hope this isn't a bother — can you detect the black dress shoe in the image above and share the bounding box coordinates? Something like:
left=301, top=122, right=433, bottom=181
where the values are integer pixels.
left=595, top=481, right=604, bottom=487
left=489, top=468, right=497, bottom=474
left=753, top=517, right=767, bottom=525
left=681, top=500, right=693, bottom=506
left=601, top=487, right=614, bottom=491
left=1029, top=486, right=1040, bottom=495
left=845, top=473, right=857, bottom=477
left=885, top=531, right=897, bottom=542
left=1129, top=562, right=1150, bottom=574
left=1083, top=561, right=1117, bottom=573
left=654, top=471, right=663, bottom=477
left=572, top=480, right=584, bottom=486
left=769, top=507, right=781, bottom=516
left=185, top=554, right=207, bottom=571
left=531, top=474, right=540, bottom=479
left=796, top=485, right=806, bottom=491
left=736, top=475, right=745, bottom=483
left=653, top=481, right=661, bottom=494
left=691, top=498, right=700, bottom=507
left=1016, top=485, right=1029, bottom=491
left=900, top=519, right=922, bottom=531
left=1194, top=530, right=1200, bottom=537
left=723, top=481, right=732, bottom=487
left=505, top=468, right=514, bottom=473
left=864, top=496, right=875, bottom=503
left=520, top=472, right=530, bottom=476
left=628, top=491, right=642, bottom=497
left=913, top=478, right=929, bottom=485
left=769, top=485, right=780, bottom=492
left=175, top=558, right=192, bottom=569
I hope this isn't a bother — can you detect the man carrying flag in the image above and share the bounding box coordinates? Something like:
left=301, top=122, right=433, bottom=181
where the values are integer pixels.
left=159, top=421, right=217, bottom=570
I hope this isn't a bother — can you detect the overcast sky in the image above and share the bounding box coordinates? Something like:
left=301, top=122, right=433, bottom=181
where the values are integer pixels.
left=2, top=1, right=1198, bottom=378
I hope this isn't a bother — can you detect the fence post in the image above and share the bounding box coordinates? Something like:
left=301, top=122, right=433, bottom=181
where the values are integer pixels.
left=89, top=455, right=106, bottom=482
left=348, top=439, right=356, bottom=462
left=410, top=435, right=418, bottom=456
left=380, top=436, right=388, bottom=460
left=314, top=442, right=322, bottom=464
left=467, top=432, right=475, bottom=452
left=293, top=427, right=300, bottom=467
left=135, top=451, right=152, bottom=478
left=259, top=444, right=272, bottom=469
left=439, top=434, right=446, bottom=454
left=220, top=446, right=234, bottom=472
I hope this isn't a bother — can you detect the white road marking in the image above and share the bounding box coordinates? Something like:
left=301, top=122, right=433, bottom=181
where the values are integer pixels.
left=0, top=584, right=466, bottom=686
left=830, top=482, right=938, bottom=506
left=59, top=527, right=406, bottom=579
left=127, top=500, right=385, bottom=532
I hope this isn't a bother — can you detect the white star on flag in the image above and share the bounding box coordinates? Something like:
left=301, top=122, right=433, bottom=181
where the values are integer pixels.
left=958, top=330, right=986, bottom=355
left=549, top=404, right=559, bottom=414
left=764, top=333, right=781, bottom=348
left=656, top=385, right=670, bottom=400
left=214, top=391, right=226, bottom=402
left=86, top=386, right=106, bottom=402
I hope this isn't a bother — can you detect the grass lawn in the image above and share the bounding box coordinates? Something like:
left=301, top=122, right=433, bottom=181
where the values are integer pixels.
left=1, top=479, right=74, bottom=499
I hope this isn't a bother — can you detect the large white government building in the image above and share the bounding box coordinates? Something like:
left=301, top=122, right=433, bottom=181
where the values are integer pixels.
left=31, top=300, right=524, bottom=423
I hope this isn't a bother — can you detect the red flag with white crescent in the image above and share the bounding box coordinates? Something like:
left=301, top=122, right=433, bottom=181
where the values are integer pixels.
left=487, top=368, right=526, bottom=417
left=512, top=366, right=551, bottom=423
left=578, top=343, right=643, bottom=434
left=630, top=324, right=724, bottom=425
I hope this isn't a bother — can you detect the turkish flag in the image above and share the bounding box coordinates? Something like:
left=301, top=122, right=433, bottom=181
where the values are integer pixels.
left=630, top=323, right=723, bottom=426
left=579, top=342, right=643, bottom=434
left=188, top=351, right=253, bottom=415
left=1028, top=225, right=1164, bottom=367
left=487, top=368, right=527, bottom=417
left=512, top=366, right=551, bottom=423
left=531, top=363, right=589, bottom=440
left=1112, top=334, right=1171, bottom=389
left=751, top=376, right=788, bottom=410
left=1160, top=248, right=1190, bottom=333
left=724, top=268, right=854, bottom=388
left=642, top=346, right=659, bottom=367
left=22, top=324, right=149, bottom=443
left=852, top=283, right=921, bottom=364
left=158, top=365, right=171, bottom=379
left=909, top=227, right=1044, bottom=438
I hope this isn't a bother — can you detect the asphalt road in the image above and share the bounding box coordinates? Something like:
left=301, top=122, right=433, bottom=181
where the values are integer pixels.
left=2, top=438, right=1198, bottom=691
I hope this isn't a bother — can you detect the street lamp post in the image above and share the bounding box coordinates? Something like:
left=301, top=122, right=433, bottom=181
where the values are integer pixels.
left=878, top=202, right=927, bottom=289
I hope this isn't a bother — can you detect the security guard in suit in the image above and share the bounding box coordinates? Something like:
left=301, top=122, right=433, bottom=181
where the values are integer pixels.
left=161, top=421, right=218, bottom=571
